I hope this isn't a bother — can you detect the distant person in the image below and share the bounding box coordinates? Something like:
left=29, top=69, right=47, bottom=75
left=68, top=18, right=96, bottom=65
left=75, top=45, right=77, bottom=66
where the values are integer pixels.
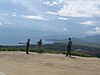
left=66, top=38, right=72, bottom=57
left=26, top=39, right=30, bottom=54
left=19, top=39, right=30, bottom=54
left=37, top=39, right=42, bottom=48
left=37, top=39, right=42, bottom=53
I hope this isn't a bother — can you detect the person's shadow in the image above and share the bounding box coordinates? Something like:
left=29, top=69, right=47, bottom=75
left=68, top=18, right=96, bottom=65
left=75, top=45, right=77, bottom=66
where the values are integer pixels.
left=69, top=56, right=77, bottom=59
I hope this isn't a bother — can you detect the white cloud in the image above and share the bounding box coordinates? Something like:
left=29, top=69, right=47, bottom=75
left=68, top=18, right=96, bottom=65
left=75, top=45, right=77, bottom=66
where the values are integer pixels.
left=86, top=31, right=94, bottom=34
left=0, top=21, right=12, bottom=27
left=58, top=17, right=68, bottom=20
left=63, top=28, right=67, bottom=31
left=46, top=11, right=58, bottom=15
left=0, top=22, right=3, bottom=26
left=10, top=0, right=36, bottom=11
left=94, top=27, right=100, bottom=33
left=47, top=0, right=100, bottom=17
left=10, top=0, right=100, bottom=17
left=23, top=15, right=46, bottom=20
left=86, top=27, right=100, bottom=34
left=79, top=21, right=97, bottom=26
left=12, top=13, right=17, bottom=17
left=43, top=1, right=58, bottom=6
left=4, top=21, right=12, bottom=25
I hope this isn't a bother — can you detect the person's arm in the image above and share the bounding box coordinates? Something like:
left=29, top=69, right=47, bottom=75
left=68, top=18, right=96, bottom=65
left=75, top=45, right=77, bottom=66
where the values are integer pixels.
left=19, top=42, right=26, bottom=44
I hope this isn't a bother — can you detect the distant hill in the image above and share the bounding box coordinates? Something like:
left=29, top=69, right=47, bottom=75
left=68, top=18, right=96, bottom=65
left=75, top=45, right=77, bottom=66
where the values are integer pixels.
left=56, top=38, right=88, bottom=44
left=81, top=34, right=100, bottom=44
left=45, top=34, right=69, bottom=40
left=0, top=45, right=3, bottom=47
left=70, top=38, right=89, bottom=44
left=46, top=34, right=100, bottom=45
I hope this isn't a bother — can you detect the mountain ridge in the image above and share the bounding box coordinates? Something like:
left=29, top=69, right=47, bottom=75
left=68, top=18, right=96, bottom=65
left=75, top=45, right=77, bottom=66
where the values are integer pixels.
left=46, top=34, right=100, bottom=45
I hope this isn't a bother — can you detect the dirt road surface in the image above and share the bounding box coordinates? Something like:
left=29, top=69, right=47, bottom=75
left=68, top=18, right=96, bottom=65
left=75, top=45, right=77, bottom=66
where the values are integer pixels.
left=0, top=51, right=100, bottom=75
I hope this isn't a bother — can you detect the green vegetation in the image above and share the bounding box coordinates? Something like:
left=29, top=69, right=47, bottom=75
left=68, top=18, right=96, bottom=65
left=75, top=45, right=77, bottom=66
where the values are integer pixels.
left=0, top=43, right=100, bottom=58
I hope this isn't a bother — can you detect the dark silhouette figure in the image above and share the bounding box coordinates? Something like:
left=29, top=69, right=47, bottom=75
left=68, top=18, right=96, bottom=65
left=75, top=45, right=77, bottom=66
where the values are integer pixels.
left=66, top=38, right=72, bottom=57
left=37, top=39, right=42, bottom=53
left=19, top=39, right=30, bottom=54
left=26, top=39, right=30, bottom=54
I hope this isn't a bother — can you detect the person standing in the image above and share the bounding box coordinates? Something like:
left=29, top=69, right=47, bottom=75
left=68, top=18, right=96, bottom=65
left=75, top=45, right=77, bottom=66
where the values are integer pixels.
left=19, top=39, right=30, bottom=54
left=37, top=39, right=42, bottom=53
left=66, top=38, right=72, bottom=57
left=26, top=39, right=30, bottom=54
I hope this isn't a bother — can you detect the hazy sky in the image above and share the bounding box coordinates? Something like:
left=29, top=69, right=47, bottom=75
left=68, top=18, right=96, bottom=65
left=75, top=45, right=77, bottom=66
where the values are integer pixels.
left=0, top=0, right=100, bottom=44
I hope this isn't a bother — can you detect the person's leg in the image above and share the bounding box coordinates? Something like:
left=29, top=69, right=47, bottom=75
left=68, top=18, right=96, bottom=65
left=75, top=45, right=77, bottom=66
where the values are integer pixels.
left=39, top=45, right=42, bottom=54
left=69, top=50, right=71, bottom=57
left=66, top=50, right=68, bottom=57
left=69, top=47, right=71, bottom=57
left=26, top=46, right=29, bottom=54
left=40, top=45, right=43, bottom=53
left=66, top=46, right=70, bottom=57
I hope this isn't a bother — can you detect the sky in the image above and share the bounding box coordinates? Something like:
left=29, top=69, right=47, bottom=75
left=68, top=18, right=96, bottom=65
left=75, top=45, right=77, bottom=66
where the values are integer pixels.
left=0, top=0, right=100, bottom=45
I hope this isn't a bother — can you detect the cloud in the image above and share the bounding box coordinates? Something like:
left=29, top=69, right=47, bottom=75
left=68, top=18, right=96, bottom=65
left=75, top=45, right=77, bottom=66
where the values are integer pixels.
left=57, top=17, right=68, bottom=20
left=0, top=21, right=12, bottom=27
left=1, top=0, right=99, bottom=37
left=0, top=22, right=3, bottom=26
left=63, top=28, right=68, bottom=31
left=12, top=13, right=17, bottom=17
left=23, top=15, right=46, bottom=20
left=10, top=0, right=37, bottom=11
left=46, top=11, right=58, bottom=15
left=43, top=1, right=58, bottom=6
left=47, top=0, right=100, bottom=17
left=86, top=27, right=100, bottom=34
left=79, top=21, right=97, bottom=26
